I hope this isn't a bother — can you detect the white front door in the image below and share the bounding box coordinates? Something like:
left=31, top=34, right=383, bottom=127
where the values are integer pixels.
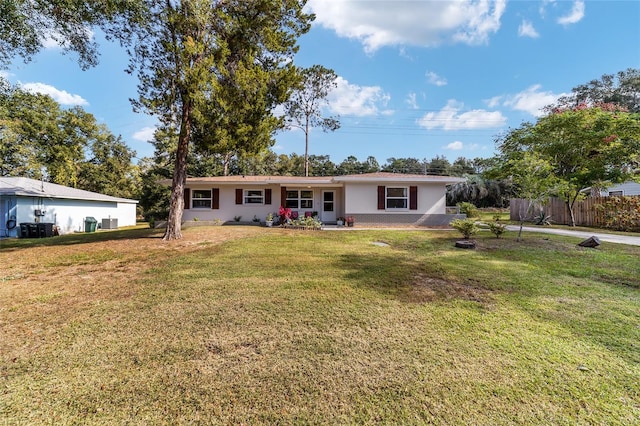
left=322, top=191, right=336, bottom=222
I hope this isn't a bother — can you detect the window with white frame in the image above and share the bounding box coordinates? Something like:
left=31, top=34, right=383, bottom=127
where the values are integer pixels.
left=192, top=190, right=212, bottom=208
left=244, top=189, right=264, bottom=204
left=386, top=187, right=408, bottom=209
left=285, top=189, right=313, bottom=209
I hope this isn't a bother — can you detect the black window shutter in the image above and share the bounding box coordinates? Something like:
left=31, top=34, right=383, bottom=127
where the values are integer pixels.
left=184, top=188, right=191, bottom=209
left=410, top=186, right=418, bottom=210
left=235, top=188, right=243, bottom=204
left=212, top=188, right=219, bottom=209
left=265, top=188, right=272, bottom=205
left=377, top=186, right=385, bottom=210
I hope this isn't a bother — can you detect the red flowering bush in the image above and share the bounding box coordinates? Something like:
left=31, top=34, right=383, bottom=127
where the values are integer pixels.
left=278, top=206, right=291, bottom=224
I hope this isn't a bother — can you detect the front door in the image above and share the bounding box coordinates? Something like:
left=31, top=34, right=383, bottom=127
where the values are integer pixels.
left=322, top=190, right=336, bottom=222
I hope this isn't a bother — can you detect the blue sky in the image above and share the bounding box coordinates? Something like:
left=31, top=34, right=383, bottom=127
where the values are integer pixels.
left=3, top=0, right=639, bottom=166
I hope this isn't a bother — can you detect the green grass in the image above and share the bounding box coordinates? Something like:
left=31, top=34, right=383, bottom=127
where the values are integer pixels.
left=1, top=227, right=639, bottom=424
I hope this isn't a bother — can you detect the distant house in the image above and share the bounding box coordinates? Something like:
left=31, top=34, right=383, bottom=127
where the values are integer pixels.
left=180, top=172, right=465, bottom=226
left=599, top=181, right=640, bottom=196
left=0, top=177, right=138, bottom=238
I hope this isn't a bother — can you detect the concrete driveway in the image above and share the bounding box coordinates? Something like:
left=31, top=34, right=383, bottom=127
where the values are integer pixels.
left=505, top=225, right=640, bottom=246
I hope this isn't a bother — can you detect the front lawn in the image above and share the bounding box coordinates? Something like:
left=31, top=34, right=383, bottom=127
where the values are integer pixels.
left=1, top=227, right=638, bottom=424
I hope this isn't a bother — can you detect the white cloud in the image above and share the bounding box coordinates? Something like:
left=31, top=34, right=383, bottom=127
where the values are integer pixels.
left=406, top=92, right=419, bottom=109
left=306, top=0, right=507, bottom=53
left=444, top=141, right=482, bottom=152
left=446, top=141, right=464, bottom=150
left=20, top=82, right=88, bottom=106
left=426, top=71, right=447, bottom=86
left=0, top=70, right=11, bottom=80
left=328, top=76, right=391, bottom=116
left=132, top=126, right=156, bottom=142
left=497, top=85, right=566, bottom=117
left=417, top=100, right=507, bottom=130
left=557, top=0, right=585, bottom=25
left=518, top=20, right=539, bottom=38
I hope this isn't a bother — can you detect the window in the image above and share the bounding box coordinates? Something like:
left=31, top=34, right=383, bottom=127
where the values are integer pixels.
left=386, top=187, right=408, bottom=209
left=609, top=190, right=623, bottom=196
left=285, top=189, right=313, bottom=209
left=244, top=189, right=264, bottom=204
left=192, top=190, right=212, bottom=208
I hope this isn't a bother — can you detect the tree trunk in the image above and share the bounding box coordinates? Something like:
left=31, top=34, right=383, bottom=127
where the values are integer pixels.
left=304, top=117, right=309, bottom=177
left=566, top=196, right=578, bottom=227
left=163, top=98, right=192, bottom=241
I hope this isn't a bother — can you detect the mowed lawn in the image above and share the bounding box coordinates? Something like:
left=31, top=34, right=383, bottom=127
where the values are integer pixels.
left=1, top=226, right=638, bottom=424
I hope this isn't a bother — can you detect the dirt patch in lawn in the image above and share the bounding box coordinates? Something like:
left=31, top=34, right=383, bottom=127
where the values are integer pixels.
left=403, top=273, right=494, bottom=305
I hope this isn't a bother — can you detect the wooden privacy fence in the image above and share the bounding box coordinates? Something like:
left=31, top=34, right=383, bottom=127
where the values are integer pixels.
left=510, top=196, right=640, bottom=227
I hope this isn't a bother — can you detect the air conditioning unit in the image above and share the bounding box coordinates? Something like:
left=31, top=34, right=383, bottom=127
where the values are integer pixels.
left=34, top=209, right=45, bottom=216
left=101, top=218, right=118, bottom=229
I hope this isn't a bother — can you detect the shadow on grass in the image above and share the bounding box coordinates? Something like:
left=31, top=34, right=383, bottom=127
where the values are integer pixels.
left=0, top=227, right=162, bottom=251
left=336, top=251, right=495, bottom=306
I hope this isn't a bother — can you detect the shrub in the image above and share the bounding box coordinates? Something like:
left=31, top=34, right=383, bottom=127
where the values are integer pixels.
left=488, top=221, right=507, bottom=238
left=599, top=196, right=640, bottom=231
left=458, top=202, right=480, bottom=218
left=533, top=211, right=552, bottom=225
left=450, top=218, right=479, bottom=239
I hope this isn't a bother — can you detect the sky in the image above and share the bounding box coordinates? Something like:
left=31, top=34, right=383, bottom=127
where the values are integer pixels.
left=3, top=0, right=640, bottom=167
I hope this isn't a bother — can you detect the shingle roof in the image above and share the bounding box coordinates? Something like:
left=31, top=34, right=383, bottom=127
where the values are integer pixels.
left=182, top=172, right=465, bottom=185
left=0, top=177, right=138, bottom=203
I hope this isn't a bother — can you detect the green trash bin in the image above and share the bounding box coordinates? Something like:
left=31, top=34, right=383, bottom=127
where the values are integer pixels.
left=85, top=217, right=98, bottom=233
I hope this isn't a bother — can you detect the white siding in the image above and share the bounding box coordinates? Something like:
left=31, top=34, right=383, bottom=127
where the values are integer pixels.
left=602, top=182, right=640, bottom=196
left=182, top=184, right=345, bottom=223
left=183, top=184, right=282, bottom=222
left=12, top=196, right=137, bottom=235
left=344, top=182, right=446, bottom=214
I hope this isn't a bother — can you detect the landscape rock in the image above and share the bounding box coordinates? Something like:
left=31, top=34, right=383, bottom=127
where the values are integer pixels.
left=578, top=236, right=601, bottom=248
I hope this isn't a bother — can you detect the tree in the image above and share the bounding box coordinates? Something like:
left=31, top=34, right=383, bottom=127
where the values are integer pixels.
left=307, top=155, right=337, bottom=176
left=450, top=157, right=475, bottom=177
left=112, top=0, right=313, bottom=240
left=553, top=68, right=640, bottom=113
left=504, top=152, right=563, bottom=241
left=78, top=131, right=139, bottom=199
left=425, top=155, right=452, bottom=175
left=498, top=104, right=640, bottom=226
left=383, top=157, right=423, bottom=174
left=1, top=78, right=133, bottom=189
left=283, top=65, right=340, bottom=176
left=0, top=0, right=141, bottom=69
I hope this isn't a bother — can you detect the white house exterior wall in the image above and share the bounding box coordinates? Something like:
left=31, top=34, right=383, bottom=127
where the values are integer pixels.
left=343, top=182, right=445, bottom=214
left=601, top=182, right=640, bottom=196
left=183, top=184, right=280, bottom=222
left=183, top=184, right=344, bottom=223
left=7, top=197, right=136, bottom=236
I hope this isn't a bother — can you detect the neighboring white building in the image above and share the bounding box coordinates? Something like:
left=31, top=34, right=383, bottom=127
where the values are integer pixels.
left=180, top=172, right=465, bottom=226
left=600, top=181, right=640, bottom=196
left=1, top=177, right=138, bottom=238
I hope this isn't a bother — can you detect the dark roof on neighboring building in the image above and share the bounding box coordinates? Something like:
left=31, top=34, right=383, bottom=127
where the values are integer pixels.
left=0, top=177, right=138, bottom=203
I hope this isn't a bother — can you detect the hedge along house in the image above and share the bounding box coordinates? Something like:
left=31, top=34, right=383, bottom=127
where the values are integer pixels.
left=180, top=172, right=466, bottom=226
left=0, top=177, right=139, bottom=238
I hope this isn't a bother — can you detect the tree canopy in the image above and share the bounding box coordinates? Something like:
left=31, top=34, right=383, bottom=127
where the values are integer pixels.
left=283, top=64, right=340, bottom=176
left=0, top=0, right=143, bottom=70
left=552, top=68, right=640, bottom=113
left=108, top=0, right=313, bottom=240
left=496, top=103, right=640, bottom=225
left=0, top=77, right=138, bottom=198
